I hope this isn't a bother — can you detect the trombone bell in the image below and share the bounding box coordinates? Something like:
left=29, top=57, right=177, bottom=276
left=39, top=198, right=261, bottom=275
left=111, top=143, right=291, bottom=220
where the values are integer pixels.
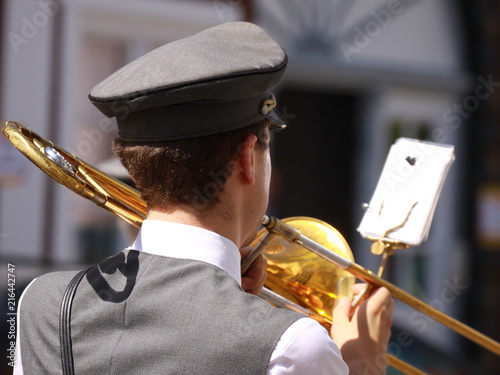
left=251, top=217, right=355, bottom=326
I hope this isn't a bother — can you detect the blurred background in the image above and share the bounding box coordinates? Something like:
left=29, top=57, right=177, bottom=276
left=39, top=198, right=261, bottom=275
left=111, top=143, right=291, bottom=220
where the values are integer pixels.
left=0, top=0, right=499, bottom=373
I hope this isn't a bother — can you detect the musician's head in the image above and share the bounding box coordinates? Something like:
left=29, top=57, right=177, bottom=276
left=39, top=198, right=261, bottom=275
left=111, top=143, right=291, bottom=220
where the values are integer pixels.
left=111, top=119, right=272, bottom=210
left=89, top=22, right=287, bottom=214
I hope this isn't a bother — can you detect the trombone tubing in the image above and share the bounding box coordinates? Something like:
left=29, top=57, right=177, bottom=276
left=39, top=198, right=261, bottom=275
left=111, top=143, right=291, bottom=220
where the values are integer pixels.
left=262, top=216, right=500, bottom=357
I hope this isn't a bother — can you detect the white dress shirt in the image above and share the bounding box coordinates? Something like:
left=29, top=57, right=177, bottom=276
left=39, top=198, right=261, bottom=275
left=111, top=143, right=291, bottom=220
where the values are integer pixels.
left=14, top=220, right=348, bottom=375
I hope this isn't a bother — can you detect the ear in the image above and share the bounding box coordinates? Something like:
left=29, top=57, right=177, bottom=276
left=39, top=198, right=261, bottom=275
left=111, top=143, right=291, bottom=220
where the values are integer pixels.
left=237, top=134, right=258, bottom=185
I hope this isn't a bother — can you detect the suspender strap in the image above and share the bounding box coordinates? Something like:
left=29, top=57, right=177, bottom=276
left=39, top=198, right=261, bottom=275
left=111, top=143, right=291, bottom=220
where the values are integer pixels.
left=59, top=267, right=91, bottom=375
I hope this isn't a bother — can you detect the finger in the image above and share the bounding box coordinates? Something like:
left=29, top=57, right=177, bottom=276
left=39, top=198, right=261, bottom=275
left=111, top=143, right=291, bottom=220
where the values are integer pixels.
left=241, top=271, right=262, bottom=290
left=241, top=254, right=267, bottom=294
left=240, top=246, right=264, bottom=274
left=332, top=297, right=352, bottom=324
left=367, top=287, right=392, bottom=306
left=244, top=253, right=266, bottom=277
left=239, top=246, right=253, bottom=258
left=364, top=287, right=394, bottom=320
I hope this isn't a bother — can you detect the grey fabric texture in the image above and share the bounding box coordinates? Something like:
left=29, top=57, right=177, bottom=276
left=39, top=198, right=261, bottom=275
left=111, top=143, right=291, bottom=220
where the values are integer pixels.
left=89, top=22, right=287, bottom=141
left=20, top=250, right=303, bottom=375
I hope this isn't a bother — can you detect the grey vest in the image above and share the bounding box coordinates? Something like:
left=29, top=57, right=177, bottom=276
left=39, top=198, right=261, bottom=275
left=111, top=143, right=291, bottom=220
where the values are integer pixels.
left=20, top=250, right=303, bottom=374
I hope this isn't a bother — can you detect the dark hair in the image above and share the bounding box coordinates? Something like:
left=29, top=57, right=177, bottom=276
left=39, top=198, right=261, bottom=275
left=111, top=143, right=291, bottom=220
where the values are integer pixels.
left=112, top=120, right=270, bottom=210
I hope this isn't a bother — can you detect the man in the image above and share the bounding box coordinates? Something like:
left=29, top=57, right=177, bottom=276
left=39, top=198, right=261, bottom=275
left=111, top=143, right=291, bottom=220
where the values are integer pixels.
left=15, top=22, right=393, bottom=374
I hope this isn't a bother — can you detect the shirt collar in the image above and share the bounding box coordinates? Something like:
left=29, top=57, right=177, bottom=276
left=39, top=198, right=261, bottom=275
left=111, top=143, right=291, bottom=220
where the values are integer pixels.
left=130, top=220, right=242, bottom=285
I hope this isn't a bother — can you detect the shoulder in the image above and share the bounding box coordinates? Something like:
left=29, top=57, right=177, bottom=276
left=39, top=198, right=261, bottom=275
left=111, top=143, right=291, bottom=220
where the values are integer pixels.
left=20, top=270, right=82, bottom=312
left=268, top=317, right=348, bottom=375
left=26, top=270, right=80, bottom=292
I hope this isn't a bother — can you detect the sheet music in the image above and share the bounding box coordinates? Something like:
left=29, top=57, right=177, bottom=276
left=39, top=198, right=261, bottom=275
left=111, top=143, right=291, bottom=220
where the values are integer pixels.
left=357, top=138, right=455, bottom=246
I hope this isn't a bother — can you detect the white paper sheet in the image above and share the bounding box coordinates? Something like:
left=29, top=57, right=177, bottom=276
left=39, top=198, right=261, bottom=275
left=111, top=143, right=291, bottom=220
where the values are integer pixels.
left=357, top=138, right=455, bottom=246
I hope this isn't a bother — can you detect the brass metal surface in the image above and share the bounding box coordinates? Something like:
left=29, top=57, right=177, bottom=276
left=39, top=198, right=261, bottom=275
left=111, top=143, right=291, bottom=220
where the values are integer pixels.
left=3, top=121, right=146, bottom=227
left=251, top=217, right=355, bottom=326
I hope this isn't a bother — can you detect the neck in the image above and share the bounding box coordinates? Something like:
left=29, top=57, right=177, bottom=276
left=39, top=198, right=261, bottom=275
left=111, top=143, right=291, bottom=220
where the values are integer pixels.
left=146, top=202, right=255, bottom=249
left=145, top=152, right=266, bottom=249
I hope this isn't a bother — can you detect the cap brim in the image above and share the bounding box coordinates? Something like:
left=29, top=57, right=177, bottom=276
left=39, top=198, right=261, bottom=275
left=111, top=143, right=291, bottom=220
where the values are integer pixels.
left=267, top=109, right=287, bottom=131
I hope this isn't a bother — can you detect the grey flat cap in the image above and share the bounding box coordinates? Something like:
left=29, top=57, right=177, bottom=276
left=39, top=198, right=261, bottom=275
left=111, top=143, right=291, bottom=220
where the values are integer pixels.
left=89, top=22, right=287, bottom=142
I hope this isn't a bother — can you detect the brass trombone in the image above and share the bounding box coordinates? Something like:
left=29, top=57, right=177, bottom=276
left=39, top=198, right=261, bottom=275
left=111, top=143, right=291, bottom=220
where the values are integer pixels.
left=4, top=121, right=500, bottom=375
